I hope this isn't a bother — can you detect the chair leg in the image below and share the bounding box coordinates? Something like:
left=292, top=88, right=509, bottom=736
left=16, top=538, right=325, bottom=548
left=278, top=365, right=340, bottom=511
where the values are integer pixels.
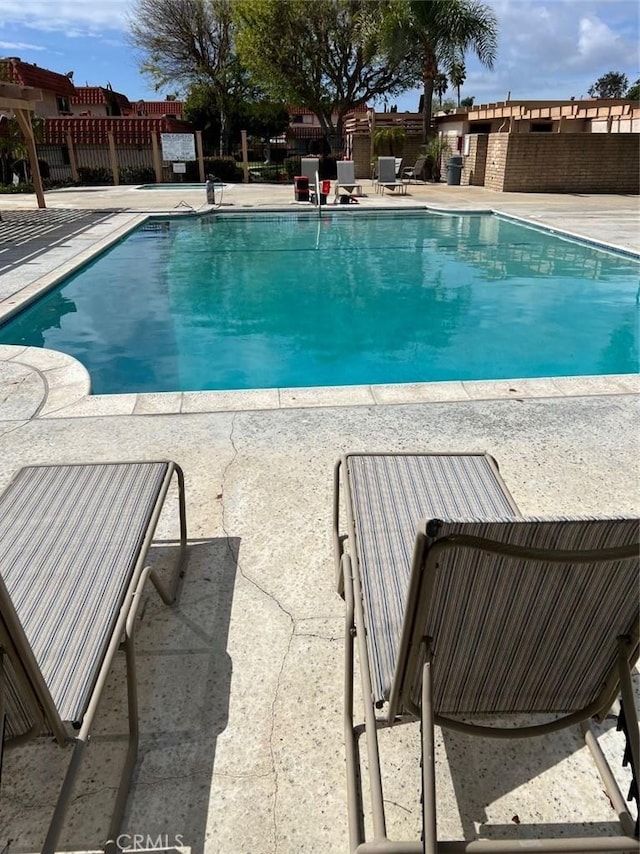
left=42, top=568, right=149, bottom=854
left=104, top=606, right=141, bottom=853
left=351, top=556, right=389, bottom=844
left=421, top=654, right=437, bottom=854
left=343, top=554, right=364, bottom=851
left=149, top=464, right=188, bottom=606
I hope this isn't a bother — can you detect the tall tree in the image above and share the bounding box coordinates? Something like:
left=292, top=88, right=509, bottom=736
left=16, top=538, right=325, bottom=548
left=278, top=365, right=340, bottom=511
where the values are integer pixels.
left=232, top=0, right=420, bottom=151
left=434, top=72, right=448, bottom=106
left=449, top=58, right=466, bottom=107
left=588, top=71, right=629, bottom=99
left=376, top=0, right=497, bottom=142
left=626, top=78, right=640, bottom=101
left=184, top=82, right=289, bottom=153
left=129, top=0, right=243, bottom=154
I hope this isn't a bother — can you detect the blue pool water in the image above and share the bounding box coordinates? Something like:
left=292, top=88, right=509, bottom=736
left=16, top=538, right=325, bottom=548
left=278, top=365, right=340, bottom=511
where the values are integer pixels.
left=0, top=212, right=637, bottom=394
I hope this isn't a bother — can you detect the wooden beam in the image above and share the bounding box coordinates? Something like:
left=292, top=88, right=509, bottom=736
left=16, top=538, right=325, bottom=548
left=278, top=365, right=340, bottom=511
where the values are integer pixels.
left=13, top=108, right=45, bottom=209
left=151, top=132, right=162, bottom=183
left=196, top=130, right=205, bottom=182
left=240, top=129, right=249, bottom=184
left=66, top=132, right=79, bottom=183
left=0, top=97, right=40, bottom=111
left=107, top=131, right=119, bottom=186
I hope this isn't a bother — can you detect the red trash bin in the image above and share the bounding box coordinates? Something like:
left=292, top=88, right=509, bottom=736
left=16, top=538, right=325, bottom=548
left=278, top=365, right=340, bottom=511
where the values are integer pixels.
left=294, top=176, right=309, bottom=202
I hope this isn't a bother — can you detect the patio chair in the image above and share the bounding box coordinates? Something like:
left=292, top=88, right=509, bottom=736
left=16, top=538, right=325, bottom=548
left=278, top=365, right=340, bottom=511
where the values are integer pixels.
left=335, top=161, right=362, bottom=200
left=0, top=461, right=188, bottom=854
left=377, top=156, right=407, bottom=195
left=334, top=451, right=640, bottom=854
left=401, top=156, right=427, bottom=183
left=301, top=157, right=321, bottom=184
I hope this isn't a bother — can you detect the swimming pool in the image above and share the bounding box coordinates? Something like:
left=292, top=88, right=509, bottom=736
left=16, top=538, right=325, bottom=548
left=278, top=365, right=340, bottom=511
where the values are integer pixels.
left=137, top=183, right=225, bottom=190
left=0, top=211, right=637, bottom=394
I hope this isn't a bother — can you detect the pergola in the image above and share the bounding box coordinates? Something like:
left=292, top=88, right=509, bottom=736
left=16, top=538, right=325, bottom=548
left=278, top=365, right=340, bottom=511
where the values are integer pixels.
left=0, top=81, right=45, bottom=208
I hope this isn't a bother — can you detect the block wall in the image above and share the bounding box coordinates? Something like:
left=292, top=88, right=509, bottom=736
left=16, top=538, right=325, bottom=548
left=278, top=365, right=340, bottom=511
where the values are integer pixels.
left=461, top=135, right=488, bottom=186
left=502, top=133, right=639, bottom=192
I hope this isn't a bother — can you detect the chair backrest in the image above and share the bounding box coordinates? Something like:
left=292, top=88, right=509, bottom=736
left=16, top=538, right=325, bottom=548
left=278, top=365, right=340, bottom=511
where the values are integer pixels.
left=412, top=156, right=426, bottom=175
left=0, top=574, right=65, bottom=746
left=377, top=157, right=396, bottom=183
left=394, top=157, right=402, bottom=175
left=391, top=516, right=640, bottom=721
left=337, top=160, right=356, bottom=184
left=300, top=158, right=320, bottom=182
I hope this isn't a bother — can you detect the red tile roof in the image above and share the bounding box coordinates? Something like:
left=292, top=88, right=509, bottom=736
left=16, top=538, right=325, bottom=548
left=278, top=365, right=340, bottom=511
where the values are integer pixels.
left=42, top=116, right=194, bottom=145
left=0, top=57, right=75, bottom=96
left=287, top=126, right=325, bottom=139
left=135, top=100, right=184, bottom=118
left=71, top=86, right=132, bottom=112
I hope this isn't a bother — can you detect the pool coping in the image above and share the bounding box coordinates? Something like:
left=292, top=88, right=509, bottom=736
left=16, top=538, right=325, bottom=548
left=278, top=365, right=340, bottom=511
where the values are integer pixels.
left=0, top=206, right=637, bottom=418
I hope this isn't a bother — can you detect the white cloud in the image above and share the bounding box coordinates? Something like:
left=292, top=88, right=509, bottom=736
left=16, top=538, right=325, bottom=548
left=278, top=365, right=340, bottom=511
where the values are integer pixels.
left=576, top=15, right=625, bottom=62
left=0, top=40, right=46, bottom=51
left=464, top=0, right=638, bottom=100
left=2, top=0, right=130, bottom=34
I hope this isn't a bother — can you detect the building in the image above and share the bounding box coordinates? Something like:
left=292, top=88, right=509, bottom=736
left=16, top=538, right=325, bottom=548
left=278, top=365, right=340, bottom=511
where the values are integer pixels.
left=344, top=98, right=640, bottom=193
left=0, top=57, right=193, bottom=184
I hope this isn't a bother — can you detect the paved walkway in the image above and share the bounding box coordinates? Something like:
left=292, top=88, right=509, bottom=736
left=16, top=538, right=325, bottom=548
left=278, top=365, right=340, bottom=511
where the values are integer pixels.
left=0, top=184, right=637, bottom=854
left=0, top=208, right=119, bottom=274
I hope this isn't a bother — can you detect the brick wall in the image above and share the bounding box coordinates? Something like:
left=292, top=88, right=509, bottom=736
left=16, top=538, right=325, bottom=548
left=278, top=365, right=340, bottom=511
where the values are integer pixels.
left=461, top=135, right=488, bottom=186
left=501, top=133, right=639, bottom=192
left=483, top=135, right=510, bottom=191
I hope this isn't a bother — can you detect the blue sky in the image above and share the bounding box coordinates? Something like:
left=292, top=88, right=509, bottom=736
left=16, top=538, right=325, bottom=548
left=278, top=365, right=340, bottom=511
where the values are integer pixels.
left=1, top=0, right=638, bottom=108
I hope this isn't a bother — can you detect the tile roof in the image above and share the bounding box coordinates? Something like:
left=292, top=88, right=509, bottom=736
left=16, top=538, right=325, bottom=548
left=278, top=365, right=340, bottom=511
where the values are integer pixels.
left=136, top=100, right=184, bottom=118
left=287, top=126, right=325, bottom=139
left=0, top=57, right=75, bottom=96
left=71, top=86, right=132, bottom=112
left=42, top=116, right=194, bottom=145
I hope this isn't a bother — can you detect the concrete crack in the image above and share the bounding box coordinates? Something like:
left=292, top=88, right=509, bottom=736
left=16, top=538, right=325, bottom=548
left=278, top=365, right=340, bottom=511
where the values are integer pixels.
left=218, top=413, right=295, bottom=854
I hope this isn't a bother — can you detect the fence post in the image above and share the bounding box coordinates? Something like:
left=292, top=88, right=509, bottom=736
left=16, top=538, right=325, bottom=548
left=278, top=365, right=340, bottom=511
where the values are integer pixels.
left=66, top=133, right=79, bottom=182
left=241, top=130, right=249, bottom=184
left=107, top=131, right=119, bottom=186
left=196, top=131, right=205, bottom=182
left=151, top=132, right=163, bottom=184
left=14, top=108, right=45, bottom=208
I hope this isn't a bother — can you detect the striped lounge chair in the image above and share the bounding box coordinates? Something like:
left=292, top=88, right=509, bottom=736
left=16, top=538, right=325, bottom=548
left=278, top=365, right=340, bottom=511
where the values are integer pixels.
left=376, top=156, right=407, bottom=195
left=333, top=452, right=639, bottom=854
left=0, top=461, right=188, bottom=853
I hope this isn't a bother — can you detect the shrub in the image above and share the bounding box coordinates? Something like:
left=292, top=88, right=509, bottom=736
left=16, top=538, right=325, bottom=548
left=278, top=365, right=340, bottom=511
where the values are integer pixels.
left=202, top=157, right=243, bottom=182
left=77, top=166, right=112, bottom=186
left=119, top=166, right=156, bottom=185
left=0, top=182, right=35, bottom=194
left=283, top=156, right=301, bottom=181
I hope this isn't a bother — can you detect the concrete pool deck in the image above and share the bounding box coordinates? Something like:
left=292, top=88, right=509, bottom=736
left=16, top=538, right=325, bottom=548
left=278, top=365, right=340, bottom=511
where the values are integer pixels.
left=0, top=183, right=638, bottom=853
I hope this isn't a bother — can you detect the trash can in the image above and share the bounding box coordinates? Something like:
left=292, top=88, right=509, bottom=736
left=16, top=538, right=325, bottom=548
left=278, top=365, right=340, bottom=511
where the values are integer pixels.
left=446, top=155, right=463, bottom=186
left=294, top=175, right=309, bottom=202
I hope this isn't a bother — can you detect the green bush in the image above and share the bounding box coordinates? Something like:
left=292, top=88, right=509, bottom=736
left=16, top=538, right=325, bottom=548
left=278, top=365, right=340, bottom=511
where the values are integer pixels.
left=283, top=156, right=301, bottom=181
left=202, top=157, right=244, bottom=182
left=77, top=166, right=113, bottom=186
left=0, top=183, right=35, bottom=194
left=119, top=166, right=156, bottom=185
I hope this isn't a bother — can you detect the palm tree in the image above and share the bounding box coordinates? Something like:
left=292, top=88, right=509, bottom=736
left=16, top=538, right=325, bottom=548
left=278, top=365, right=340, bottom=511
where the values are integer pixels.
left=400, top=0, right=498, bottom=142
left=434, top=72, right=448, bottom=106
left=450, top=58, right=466, bottom=107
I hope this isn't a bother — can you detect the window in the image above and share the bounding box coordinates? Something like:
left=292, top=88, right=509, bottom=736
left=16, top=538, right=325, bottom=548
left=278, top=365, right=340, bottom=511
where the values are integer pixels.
left=292, top=115, right=303, bottom=124
left=531, top=123, right=553, bottom=133
left=56, top=95, right=70, bottom=114
left=61, top=147, right=70, bottom=165
left=469, top=122, right=491, bottom=134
